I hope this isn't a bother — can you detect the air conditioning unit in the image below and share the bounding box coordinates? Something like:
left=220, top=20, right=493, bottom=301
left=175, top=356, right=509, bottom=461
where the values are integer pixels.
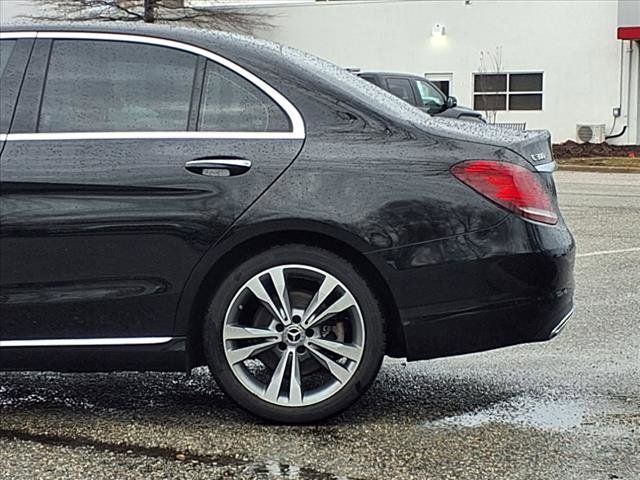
left=576, top=124, right=606, bottom=144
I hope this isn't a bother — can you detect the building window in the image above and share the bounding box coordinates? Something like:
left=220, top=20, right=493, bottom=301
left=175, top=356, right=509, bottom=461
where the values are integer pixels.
left=425, top=73, right=453, bottom=97
left=473, top=73, right=543, bottom=111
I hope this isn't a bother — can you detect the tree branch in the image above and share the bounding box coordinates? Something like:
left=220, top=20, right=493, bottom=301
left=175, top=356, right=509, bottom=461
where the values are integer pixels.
left=22, top=0, right=272, bottom=34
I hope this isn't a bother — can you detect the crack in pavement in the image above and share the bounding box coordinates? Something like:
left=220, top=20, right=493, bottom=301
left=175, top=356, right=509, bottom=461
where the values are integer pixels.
left=0, top=428, right=357, bottom=480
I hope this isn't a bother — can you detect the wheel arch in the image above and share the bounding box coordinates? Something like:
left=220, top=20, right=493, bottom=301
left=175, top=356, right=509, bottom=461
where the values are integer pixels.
left=176, top=221, right=406, bottom=369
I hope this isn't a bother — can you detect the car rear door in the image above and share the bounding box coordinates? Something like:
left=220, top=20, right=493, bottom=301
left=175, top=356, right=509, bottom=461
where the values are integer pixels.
left=0, top=32, right=304, bottom=344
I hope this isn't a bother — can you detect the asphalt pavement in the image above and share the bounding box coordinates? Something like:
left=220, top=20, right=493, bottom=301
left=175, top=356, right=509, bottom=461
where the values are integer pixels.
left=1, top=171, right=639, bottom=480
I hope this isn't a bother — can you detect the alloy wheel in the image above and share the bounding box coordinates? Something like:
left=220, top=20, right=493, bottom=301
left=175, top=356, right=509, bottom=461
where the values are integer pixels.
left=222, top=264, right=365, bottom=407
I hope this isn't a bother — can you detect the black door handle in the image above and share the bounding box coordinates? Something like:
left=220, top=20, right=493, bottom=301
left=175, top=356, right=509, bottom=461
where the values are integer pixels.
left=185, top=159, right=252, bottom=176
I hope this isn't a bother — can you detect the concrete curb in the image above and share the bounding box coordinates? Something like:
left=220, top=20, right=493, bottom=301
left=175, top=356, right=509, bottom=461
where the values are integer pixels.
left=557, top=164, right=640, bottom=173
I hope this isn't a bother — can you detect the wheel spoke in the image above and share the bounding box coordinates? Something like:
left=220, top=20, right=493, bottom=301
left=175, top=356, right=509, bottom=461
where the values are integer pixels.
left=269, top=267, right=292, bottom=324
left=227, top=339, right=279, bottom=365
left=307, top=345, right=351, bottom=383
left=302, top=275, right=339, bottom=325
left=223, top=325, right=279, bottom=341
left=308, top=337, right=362, bottom=362
left=265, top=349, right=290, bottom=402
left=303, top=292, right=356, bottom=329
left=289, top=350, right=303, bottom=404
left=245, top=276, right=288, bottom=325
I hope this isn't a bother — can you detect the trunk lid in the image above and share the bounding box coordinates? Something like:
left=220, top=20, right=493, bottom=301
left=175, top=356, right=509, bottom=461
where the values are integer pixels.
left=425, top=117, right=555, bottom=168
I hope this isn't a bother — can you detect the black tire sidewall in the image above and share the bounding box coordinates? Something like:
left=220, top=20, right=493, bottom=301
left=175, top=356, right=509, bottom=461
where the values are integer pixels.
left=202, top=244, right=385, bottom=423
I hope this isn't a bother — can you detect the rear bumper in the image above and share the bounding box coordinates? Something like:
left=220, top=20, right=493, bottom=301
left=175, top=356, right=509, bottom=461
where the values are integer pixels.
left=370, top=215, right=576, bottom=360
left=400, top=291, right=574, bottom=361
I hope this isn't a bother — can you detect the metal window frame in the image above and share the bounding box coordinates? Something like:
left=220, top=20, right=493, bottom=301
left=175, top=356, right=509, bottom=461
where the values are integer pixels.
left=0, top=31, right=306, bottom=141
left=472, top=71, right=544, bottom=112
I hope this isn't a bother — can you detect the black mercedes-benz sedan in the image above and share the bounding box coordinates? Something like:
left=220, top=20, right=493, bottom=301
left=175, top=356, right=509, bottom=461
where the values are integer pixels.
left=0, top=25, right=575, bottom=423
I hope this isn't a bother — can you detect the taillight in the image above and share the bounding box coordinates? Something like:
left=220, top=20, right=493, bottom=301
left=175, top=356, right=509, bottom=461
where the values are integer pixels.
left=451, top=160, right=558, bottom=225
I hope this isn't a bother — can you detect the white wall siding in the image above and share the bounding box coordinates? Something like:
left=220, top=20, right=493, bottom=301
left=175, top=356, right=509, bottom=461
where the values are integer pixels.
left=618, top=0, right=640, bottom=27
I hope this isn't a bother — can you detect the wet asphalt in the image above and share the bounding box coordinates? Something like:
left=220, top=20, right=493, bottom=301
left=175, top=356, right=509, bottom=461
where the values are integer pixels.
left=0, top=171, right=639, bottom=480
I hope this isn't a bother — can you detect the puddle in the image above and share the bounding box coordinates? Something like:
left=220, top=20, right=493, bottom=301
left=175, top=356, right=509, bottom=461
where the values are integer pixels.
left=431, top=396, right=587, bottom=432
left=0, top=428, right=354, bottom=480
left=252, top=460, right=351, bottom=479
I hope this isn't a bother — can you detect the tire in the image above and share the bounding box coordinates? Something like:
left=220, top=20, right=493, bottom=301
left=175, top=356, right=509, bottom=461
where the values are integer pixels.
left=202, top=244, right=385, bottom=423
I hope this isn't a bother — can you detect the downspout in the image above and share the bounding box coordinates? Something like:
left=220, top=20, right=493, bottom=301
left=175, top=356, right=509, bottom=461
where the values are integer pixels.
left=606, top=40, right=630, bottom=140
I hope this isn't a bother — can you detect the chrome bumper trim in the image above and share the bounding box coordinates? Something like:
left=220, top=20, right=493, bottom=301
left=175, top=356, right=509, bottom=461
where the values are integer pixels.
left=551, top=307, right=574, bottom=337
left=0, top=337, right=174, bottom=348
left=535, top=161, right=557, bottom=173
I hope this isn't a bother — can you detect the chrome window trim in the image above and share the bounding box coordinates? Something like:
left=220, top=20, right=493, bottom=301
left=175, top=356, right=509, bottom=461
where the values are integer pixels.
left=535, top=161, right=557, bottom=173
left=0, top=337, right=174, bottom=348
left=1, top=30, right=305, bottom=141
left=0, top=32, right=38, bottom=39
left=5, top=132, right=300, bottom=142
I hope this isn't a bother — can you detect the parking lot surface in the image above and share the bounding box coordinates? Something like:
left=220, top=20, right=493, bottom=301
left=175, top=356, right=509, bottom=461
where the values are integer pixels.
left=1, top=171, right=639, bottom=480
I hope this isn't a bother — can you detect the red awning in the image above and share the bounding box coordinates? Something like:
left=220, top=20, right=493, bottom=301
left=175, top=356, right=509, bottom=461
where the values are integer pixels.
left=618, top=26, right=640, bottom=40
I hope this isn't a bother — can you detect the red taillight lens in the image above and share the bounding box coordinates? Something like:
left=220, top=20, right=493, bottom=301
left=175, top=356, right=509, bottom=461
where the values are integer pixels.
left=451, top=160, right=558, bottom=225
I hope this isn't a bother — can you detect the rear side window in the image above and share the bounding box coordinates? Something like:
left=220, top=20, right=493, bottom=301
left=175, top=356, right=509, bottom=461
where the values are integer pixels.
left=0, top=40, right=16, bottom=78
left=38, top=40, right=198, bottom=133
left=198, top=60, right=290, bottom=132
left=385, top=78, right=416, bottom=105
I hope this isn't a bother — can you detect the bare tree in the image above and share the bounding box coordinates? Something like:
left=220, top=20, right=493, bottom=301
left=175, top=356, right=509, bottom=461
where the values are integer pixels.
left=24, top=0, right=272, bottom=34
left=477, top=46, right=503, bottom=124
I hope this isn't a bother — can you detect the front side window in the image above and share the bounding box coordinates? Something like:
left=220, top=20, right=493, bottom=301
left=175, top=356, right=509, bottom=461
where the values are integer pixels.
left=38, top=40, right=198, bottom=133
left=0, top=40, right=16, bottom=78
left=415, top=80, right=445, bottom=109
left=473, top=72, right=543, bottom=111
left=198, top=60, right=290, bottom=132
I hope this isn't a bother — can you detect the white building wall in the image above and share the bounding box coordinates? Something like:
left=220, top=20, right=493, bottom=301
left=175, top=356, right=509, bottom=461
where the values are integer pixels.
left=619, top=0, right=640, bottom=26
left=254, top=1, right=627, bottom=144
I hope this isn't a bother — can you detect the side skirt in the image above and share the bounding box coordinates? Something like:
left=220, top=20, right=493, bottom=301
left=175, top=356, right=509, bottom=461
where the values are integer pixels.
left=0, top=337, right=187, bottom=373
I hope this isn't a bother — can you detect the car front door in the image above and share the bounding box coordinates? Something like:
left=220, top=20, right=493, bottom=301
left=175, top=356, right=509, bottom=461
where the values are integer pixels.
left=0, top=33, right=304, bottom=344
